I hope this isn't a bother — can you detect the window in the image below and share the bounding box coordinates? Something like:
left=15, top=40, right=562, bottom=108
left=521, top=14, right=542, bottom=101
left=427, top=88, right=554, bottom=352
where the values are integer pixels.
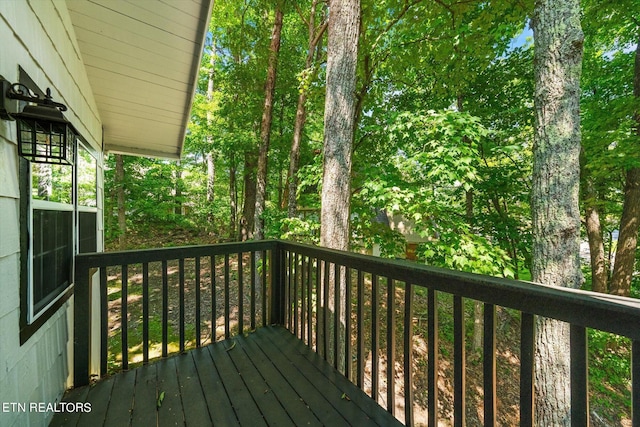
left=29, top=162, right=74, bottom=318
left=21, top=141, right=100, bottom=341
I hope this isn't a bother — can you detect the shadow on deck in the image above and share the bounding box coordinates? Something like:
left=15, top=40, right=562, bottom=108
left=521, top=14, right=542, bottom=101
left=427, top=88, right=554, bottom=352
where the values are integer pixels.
left=51, top=326, right=402, bottom=426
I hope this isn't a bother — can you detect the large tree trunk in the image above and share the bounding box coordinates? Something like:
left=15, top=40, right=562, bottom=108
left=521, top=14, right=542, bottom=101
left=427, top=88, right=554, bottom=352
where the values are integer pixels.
left=320, top=0, right=360, bottom=371
left=610, top=38, right=640, bottom=297
left=115, top=154, right=126, bottom=251
left=285, top=1, right=327, bottom=217
left=531, top=0, right=583, bottom=425
left=254, top=6, right=284, bottom=241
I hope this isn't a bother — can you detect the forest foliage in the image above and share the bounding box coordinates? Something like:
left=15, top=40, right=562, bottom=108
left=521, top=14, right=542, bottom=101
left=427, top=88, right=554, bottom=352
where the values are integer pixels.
left=97, top=6, right=637, bottom=295
left=104, top=0, right=639, bottom=296
left=101, top=0, right=640, bottom=422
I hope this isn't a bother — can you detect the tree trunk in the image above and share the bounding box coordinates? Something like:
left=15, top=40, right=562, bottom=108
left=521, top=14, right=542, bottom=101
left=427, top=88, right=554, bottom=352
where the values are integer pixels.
left=36, top=163, right=52, bottom=200
left=286, top=1, right=328, bottom=217
left=581, top=158, right=609, bottom=293
left=229, top=155, right=237, bottom=240
left=531, top=0, right=583, bottom=425
left=254, top=6, right=284, bottom=241
left=610, top=37, right=640, bottom=297
left=240, top=151, right=257, bottom=241
left=585, top=202, right=609, bottom=293
left=320, top=0, right=360, bottom=371
left=610, top=168, right=640, bottom=296
left=206, top=44, right=216, bottom=225
left=115, top=154, right=126, bottom=251
left=174, top=161, right=183, bottom=216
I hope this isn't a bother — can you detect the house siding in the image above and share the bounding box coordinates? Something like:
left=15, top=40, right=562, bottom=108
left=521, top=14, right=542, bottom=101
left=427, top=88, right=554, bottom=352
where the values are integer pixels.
left=0, top=1, right=102, bottom=425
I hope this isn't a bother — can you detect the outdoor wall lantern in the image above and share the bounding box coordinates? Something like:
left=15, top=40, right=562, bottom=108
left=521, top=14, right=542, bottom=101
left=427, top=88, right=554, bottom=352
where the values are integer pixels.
left=1, top=78, right=76, bottom=165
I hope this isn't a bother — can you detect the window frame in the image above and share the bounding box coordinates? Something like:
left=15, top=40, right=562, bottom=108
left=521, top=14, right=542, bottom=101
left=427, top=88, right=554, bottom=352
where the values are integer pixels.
left=18, top=73, right=100, bottom=343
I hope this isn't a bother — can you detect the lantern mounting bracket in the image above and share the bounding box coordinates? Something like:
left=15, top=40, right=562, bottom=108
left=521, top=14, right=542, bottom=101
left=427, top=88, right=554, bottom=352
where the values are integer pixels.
left=6, top=83, right=68, bottom=112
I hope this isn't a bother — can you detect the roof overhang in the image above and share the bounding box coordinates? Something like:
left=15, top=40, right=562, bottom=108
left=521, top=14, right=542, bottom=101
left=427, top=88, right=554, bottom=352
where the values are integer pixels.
left=66, top=0, right=213, bottom=159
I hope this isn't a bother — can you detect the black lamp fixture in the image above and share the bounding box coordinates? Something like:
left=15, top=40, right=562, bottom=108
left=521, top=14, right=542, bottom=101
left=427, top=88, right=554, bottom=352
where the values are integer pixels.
left=1, top=78, right=76, bottom=166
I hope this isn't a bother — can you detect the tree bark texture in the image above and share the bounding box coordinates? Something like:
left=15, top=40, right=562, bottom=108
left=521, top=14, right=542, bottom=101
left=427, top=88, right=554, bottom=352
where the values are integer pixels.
left=254, top=6, right=284, bottom=241
left=320, top=0, right=360, bottom=372
left=610, top=37, right=640, bottom=297
left=320, top=0, right=359, bottom=252
left=531, top=0, right=583, bottom=425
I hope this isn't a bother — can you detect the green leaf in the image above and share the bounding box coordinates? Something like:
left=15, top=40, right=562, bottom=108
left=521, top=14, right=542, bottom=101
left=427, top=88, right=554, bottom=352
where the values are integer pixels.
left=157, top=391, right=165, bottom=409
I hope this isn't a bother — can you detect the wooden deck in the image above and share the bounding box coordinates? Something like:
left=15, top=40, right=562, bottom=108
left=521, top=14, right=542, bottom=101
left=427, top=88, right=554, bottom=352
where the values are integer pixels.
left=51, top=326, right=403, bottom=427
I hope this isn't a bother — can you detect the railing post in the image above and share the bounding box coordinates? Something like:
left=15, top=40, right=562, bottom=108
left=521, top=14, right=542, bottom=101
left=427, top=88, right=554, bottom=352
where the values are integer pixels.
left=270, top=243, right=285, bottom=325
left=633, top=341, right=639, bottom=427
left=570, top=324, right=588, bottom=426
left=73, top=256, right=91, bottom=387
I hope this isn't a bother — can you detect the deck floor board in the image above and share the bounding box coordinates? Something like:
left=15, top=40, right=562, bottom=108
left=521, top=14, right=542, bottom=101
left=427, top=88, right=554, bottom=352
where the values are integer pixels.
left=130, top=364, right=158, bottom=427
left=50, top=326, right=404, bottom=427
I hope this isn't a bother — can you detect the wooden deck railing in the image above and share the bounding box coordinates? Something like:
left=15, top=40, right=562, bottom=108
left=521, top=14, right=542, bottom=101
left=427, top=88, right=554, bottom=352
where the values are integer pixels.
left=74, top=240, right=640, bottom=426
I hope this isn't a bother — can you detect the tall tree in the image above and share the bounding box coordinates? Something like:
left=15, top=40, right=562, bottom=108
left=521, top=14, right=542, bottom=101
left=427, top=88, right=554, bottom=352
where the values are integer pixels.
left=531, top=0, right=584, bottom=424
left=580, top=0, right=640, bottom=296
left=320, top=0, right=360, bottom=370
left=320, top=0, right=360, bottom=251
left=285, top=0, right=327, bottom=217
left=254, top=4, right=285, bottom=240
left=609, top=25, right=640, bottom=297
left=206, top=40, right=217, bottom=225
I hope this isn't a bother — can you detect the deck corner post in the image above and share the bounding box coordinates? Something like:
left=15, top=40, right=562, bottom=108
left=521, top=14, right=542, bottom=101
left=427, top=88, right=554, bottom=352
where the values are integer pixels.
left=73, top=256, right=91, bottom=387
left=270, top=242, right=285, bottom=325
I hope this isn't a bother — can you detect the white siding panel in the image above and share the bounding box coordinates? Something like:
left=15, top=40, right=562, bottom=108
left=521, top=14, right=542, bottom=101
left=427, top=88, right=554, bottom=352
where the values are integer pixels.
left=0, top=310, right=21, bottom=384
left=0, top=137, right=19, bottom=200
left=0, top=198, right=19, bottom=258
left=0, top=366, right=20, bottom=427
left=0, top=254, right=19, bottom=319
left=17, top=346, right=39, bottom=407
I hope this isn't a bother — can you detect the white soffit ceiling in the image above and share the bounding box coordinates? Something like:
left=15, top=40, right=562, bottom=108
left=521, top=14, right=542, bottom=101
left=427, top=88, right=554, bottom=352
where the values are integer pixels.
left=67, top=0, right=213, bottom=159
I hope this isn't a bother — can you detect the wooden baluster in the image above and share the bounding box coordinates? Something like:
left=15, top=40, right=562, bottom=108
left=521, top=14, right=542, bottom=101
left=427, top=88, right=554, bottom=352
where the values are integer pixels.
left=121, top=264, right=128, bottom=370
left=428, top=288, right=439, bottom=427
left=404, top=283, right=414, bottom=426
left=520, top=312, right=535, bottom=427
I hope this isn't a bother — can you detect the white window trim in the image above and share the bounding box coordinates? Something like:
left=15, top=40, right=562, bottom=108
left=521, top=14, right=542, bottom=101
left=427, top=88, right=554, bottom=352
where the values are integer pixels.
left=27, top=141, right=99, bottom=324
left=27, top=170, right=75, bottom=324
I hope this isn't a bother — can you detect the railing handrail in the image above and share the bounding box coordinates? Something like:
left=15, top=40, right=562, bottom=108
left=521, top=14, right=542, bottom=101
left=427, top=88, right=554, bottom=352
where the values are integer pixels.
left=278, top=240, right=640, bottom=341
left=74, top=238, right=640, bottom=343
left=74, top=239, right=278, bottom=268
